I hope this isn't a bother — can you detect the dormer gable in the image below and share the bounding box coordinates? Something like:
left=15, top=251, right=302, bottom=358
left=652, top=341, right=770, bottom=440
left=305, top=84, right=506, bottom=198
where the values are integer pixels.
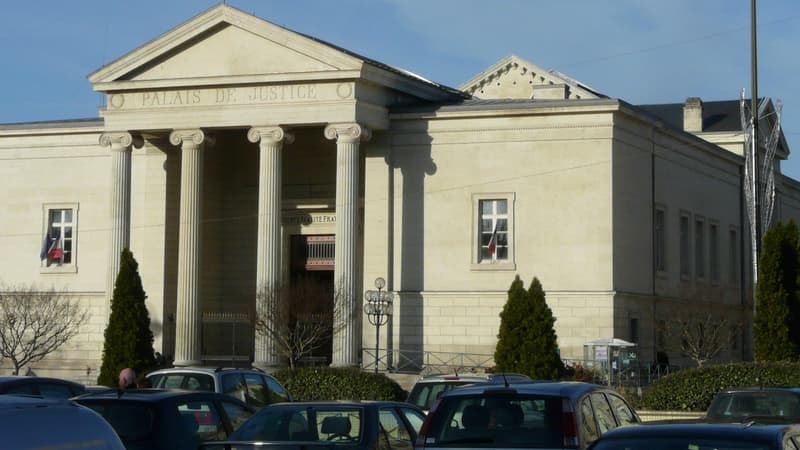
left=460, top=55, right=604, bottom=100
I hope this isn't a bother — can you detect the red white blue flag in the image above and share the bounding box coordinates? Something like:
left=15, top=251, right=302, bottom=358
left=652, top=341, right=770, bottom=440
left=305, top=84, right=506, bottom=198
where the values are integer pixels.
left=487, top=224, right=498, bottom=257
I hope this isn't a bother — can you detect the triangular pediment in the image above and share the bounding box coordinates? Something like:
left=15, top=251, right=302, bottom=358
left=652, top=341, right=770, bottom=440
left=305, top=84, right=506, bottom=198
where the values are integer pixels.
left=89, top=4, right=363, bottom=88
left=460, top=55, right=605, bottom=100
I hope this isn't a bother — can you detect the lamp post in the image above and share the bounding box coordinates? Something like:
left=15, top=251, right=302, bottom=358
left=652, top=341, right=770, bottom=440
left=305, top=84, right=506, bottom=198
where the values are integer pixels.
left=364, top=277, right=393, bottom=373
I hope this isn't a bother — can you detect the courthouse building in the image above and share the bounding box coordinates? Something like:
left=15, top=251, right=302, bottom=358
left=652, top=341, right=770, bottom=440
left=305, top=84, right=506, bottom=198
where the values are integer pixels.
left=0, top=4, right=796, bottom=379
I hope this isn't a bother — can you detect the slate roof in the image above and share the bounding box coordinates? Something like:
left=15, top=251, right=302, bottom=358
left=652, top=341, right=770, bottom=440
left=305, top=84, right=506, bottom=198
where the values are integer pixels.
left=637, top=100, right=744, bottom=133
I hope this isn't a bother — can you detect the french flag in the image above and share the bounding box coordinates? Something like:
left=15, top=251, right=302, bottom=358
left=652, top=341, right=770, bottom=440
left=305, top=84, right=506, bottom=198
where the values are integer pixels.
left=40, top=230, right=63, bottom=263
left=487, top=224, right=498, bottom=257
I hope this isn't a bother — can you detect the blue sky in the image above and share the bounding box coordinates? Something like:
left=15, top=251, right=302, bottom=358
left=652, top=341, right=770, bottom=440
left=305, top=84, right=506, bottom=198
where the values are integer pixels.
left=3, top=1, right=799, bottom=177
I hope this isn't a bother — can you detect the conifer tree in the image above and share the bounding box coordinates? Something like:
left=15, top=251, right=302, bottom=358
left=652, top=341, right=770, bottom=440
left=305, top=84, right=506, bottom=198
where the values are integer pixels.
left=754, top=221, right=800, bottom=360
left=97, top=248, right=156, bottom=386
left=495, top=276, right=563, bottom=379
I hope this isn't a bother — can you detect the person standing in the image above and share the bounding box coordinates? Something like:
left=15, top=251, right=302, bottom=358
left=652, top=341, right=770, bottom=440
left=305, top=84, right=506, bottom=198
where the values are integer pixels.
left=118, top=368, right=137, bottom=390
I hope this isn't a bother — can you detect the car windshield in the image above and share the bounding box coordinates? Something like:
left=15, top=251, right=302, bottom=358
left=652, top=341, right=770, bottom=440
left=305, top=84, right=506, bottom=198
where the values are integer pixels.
left=407, top=381, right=474, bottom=411
left=425, top=393, right=562, bottom=448
left=231, top=405, right=363, bottom=443
left=708, top=392, right=800, bottom=419
left=149, top=373, right=215, bottom=392
left=591, top=437, right=771, bottom=450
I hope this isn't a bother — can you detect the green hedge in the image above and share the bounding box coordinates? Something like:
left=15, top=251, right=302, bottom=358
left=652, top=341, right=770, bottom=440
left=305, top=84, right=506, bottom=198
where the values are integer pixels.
left=272, top=367, right=407, bottom=401
left=642, top=361, right=800, bottom=411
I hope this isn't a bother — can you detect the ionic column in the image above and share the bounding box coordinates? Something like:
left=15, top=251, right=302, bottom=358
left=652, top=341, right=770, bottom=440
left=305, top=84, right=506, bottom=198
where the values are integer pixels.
left=324, top=123, right=371, bottom=367
left=100, top=131, right=141, bottom=317
left=248, top=126, right=294, bottom=369
left=170, top=129, right=214, bottom=367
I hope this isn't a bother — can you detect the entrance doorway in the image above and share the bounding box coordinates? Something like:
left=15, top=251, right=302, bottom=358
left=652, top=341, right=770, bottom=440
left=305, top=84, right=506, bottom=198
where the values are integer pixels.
left=289, top=235, right=335, bottom=364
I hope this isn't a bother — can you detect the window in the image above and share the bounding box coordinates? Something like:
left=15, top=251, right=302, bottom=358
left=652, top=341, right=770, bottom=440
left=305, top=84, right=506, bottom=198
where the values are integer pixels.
left=629, top=318, right=639, bottom=343
left=695, top=217, right=705, bottom=279
left=472, top=193, right=515, bottom=270
left=41, top=204, right=78, bottom=273
left=654, top=207, right=666, bottom=273
left=680, top=214, right=690, bottom=279
left=709, top=222, right=719, bottom=283
left=729, top=228, right=739, bottom=284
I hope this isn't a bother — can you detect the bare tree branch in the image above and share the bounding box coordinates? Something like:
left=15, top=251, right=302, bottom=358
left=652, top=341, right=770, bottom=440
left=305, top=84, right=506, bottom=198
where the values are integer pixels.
left=254, top=276, right=354, bottom=369
left=663, top=312, right=738, bottom=367
left=0, top=283, right=88, bottom=375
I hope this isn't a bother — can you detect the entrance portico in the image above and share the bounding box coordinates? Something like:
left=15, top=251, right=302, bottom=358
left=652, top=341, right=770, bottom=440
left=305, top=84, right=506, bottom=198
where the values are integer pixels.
left=89, top=3, right=464, bottom=368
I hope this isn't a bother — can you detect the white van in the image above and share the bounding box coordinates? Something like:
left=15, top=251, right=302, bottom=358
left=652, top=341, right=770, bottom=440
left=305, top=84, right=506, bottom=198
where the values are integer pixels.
left=0, top=395, right=124, bottom=450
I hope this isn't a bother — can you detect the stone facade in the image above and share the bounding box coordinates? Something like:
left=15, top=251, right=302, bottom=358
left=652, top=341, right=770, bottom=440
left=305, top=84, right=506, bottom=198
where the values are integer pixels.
left=0, top=4, right=796, bottom=379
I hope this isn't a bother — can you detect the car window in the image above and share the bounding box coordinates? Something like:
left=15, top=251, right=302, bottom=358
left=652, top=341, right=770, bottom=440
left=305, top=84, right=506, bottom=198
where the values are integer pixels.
left=220, top=400, right=254, bottom=433
left=399, top=407, right=425, bottom=435
left=243, top=374, right=270, bottom=408
left=606, top=393, right=638, bottom=425
left=314, top=408, right=362, bottom=442
left=427, top=393, right=561, bottom=447
left=38, top=383, right=77, bottom=399
left=590, top=393, right=617, bottom=434
left=580, top=396, right=599, bottom=445
left=222, top=373, right=247, bottom=403
left=407, top=382, right=471, bottom=411
left=379, top=407, right=413, bottom=450
left=5, top=383, right=35, bottom=396
left=178, top=400, right=225, bottom=441
left=149, top=373, right=214, bottom=391
left=264, top=375, right=291, bottom=403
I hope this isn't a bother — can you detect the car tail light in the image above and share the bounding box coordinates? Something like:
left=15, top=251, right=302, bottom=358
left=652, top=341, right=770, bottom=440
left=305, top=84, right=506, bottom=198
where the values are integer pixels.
left=561, top=398, right=579, bottom=448
left=415, top=398, right=442, bottom=449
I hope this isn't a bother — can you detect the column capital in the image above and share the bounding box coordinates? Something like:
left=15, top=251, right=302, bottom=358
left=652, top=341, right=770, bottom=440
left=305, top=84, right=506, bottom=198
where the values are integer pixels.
left=247, top=126, right=295, bottom=145
left=169, top=129, right=215, bottom=147
left=324, top=123, right=371, bottom=144
left=99, top=131, right=143, bottom=149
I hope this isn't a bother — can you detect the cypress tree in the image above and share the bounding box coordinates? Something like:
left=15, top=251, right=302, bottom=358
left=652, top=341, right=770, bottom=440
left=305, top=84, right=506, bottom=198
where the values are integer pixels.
left=495, top=276, right=563, bottom=379
left=97, top=248, right=156, bottom=386
left=754, top=221, right=800, bottom=360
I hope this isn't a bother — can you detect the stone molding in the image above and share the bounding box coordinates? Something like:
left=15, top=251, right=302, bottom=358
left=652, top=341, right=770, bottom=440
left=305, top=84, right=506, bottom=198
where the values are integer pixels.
left=324, top=123, right=371, bottom=144
left=99, top=131, right=143, bottom=149
left=247, top=126, right=295, bottom=145
left=169, top=129, right=215, bottom=147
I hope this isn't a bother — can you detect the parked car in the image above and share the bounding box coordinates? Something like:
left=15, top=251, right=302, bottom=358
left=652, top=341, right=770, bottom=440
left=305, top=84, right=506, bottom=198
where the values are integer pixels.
left=201, top=400, right=426, bottom=450
left=587, top=421, right=800, bottom=450
left=415, top=381, right=640, bottom=450
left=74, top=389, right=255, bottom=450
left=0, top=395, right=125, bottom=450
left=0, top=375, right=87, bottom=398
left=707, top=387, right=800, bottom=422
left=407, top=373, right=532, bottom=413
left=147, top=366, right=292, bottom=409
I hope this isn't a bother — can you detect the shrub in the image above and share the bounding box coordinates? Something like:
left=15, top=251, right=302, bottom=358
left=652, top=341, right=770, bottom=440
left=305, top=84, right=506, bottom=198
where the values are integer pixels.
left=272, top=367, right=407, bottom=401
left=641, top=361, right=800, bottom=411
left=494, top=276, right=563, bottom=379
left=97, top=249, right=156, bottom=387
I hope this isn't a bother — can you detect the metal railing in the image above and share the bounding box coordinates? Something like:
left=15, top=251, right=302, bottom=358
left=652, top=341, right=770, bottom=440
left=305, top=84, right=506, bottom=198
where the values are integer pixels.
left=361, top=348, right=495, bottom=375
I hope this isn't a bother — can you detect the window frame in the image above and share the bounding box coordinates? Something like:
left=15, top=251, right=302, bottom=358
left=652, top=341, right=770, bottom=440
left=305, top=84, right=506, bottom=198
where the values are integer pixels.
left=679, top=211, right=691, bottom=280
left=471, top=193, right=515, bottom=271
left=654, top=206, right=667, bottom=275
left=694, top=215, right=706, bottom=281
left=709, top=220, right=719, bottom=285
left=729, top=226, right=740, bottom=285
left=40, top=202, right=79, bottom=274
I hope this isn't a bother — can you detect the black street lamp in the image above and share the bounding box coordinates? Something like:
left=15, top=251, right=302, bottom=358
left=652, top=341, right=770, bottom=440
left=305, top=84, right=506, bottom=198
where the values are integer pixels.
left=364, top=277, right=393, bottom=373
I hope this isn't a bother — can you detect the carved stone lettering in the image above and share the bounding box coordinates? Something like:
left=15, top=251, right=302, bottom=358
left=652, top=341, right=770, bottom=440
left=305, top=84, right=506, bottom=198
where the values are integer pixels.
left=109, top=83, right=333, bottom=111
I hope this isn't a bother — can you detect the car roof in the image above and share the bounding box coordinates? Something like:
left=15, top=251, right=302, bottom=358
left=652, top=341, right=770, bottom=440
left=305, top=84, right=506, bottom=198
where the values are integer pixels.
left=439, top=380, right=607, bottom=398
left=0, top=376, right=83, bottom=386
left=146, top=367, right=266, bottom=376
left=74, top=388, right=234, bottom=402
left=599, top=421, right=800, bottom=440
left=717, top=387, right=800, bottom=394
